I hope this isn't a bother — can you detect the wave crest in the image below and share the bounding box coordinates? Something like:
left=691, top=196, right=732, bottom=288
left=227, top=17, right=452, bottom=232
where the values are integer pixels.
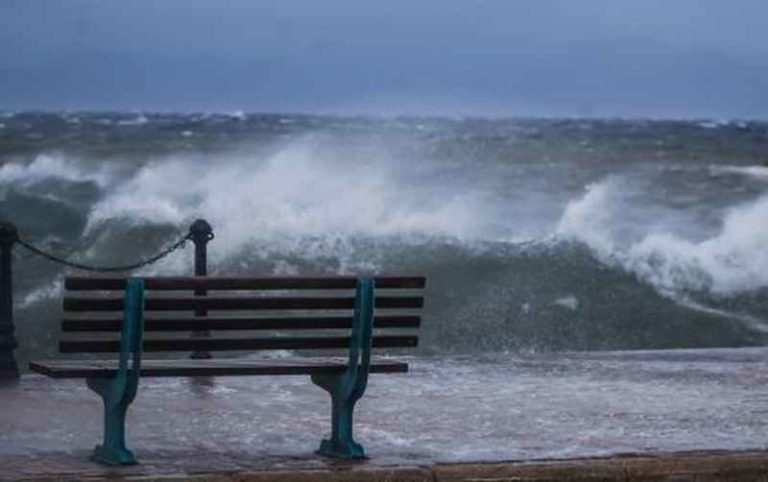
left=86, top=140, right=488, bottom=262
left=559, top=178, right=768, bottom=296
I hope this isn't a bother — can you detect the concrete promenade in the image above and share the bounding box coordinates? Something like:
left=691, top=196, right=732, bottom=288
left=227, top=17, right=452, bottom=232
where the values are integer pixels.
left=2, top=347, right=768, bottom=480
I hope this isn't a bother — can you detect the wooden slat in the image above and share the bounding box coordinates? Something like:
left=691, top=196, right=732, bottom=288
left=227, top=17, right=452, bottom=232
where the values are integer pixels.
left=29, top=357, right=409, bottom=379
left=63, top=296, right=424, bottom=312
left=62, top=315, right=421, bottom=332
left=65, top=276, right=426, bottom=291
left=59, top=335, right=418, bottom=353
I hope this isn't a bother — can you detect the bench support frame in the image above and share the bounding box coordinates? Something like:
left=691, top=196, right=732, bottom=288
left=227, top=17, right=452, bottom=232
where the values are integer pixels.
left=49, top=275, right=408, bottom=464
left=312, top=278, right=374, bottom=459
left=87, top=278, right=144, bottom=466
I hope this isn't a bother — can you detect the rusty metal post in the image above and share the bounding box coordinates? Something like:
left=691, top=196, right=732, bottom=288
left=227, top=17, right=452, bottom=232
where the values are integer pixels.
left=0, top=222, right=19, bottom=379
left=188, top=219, right=213, bottom=359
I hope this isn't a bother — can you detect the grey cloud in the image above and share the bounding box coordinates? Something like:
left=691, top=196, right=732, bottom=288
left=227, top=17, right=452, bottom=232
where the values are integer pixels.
left=1, top=0, right=766, bottom=118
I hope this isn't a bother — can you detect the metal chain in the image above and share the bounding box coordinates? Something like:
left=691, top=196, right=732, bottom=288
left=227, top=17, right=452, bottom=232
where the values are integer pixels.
left=16, top=234, right=190, bottom=272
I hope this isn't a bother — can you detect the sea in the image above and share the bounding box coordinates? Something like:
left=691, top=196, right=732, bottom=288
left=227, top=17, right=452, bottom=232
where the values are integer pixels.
left=1, top=111, right=767, bottom=365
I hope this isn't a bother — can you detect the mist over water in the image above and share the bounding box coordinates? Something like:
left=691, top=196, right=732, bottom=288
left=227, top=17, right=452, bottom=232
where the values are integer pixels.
left=1, top=112, right=768, bottom=363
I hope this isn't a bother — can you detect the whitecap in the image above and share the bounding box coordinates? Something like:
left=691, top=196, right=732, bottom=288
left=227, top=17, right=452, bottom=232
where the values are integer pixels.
left=117, top=113, right=148, bottom=126
left=0, top=154, right=113, bottom=188
left=553, top=295, right=579, bottom=311
left=710, top=165, right=768, bottom=180
left=228, top=110, right=247, bottom=121
left=698, top=120, right=729, bottom=129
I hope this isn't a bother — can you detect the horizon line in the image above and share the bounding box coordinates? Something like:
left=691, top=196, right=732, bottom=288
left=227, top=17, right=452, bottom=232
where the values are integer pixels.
left=2, top=108, right=767, bottom=124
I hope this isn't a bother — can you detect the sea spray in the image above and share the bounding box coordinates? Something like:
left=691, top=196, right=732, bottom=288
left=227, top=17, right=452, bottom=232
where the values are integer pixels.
left=559, top=179, right=768, bottom=297
left=2, top=113, right=768, bottom=363
left=556, top=178, right=619, bottom=254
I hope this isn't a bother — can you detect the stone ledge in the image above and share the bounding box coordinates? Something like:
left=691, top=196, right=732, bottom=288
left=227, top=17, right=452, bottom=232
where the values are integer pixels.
left=121, top=467, right=433, bottom=482
left=12, top=451, right=768, bottom=482
left=433, top=451, right=768, bottom=481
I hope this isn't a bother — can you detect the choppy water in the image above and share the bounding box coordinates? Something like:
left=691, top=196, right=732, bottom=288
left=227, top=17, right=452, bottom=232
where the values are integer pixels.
left=1, top=111, right=768, bottom=363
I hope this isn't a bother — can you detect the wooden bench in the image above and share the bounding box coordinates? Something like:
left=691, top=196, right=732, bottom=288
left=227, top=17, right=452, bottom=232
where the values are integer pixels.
left=29, top=275, right=425, bottom=465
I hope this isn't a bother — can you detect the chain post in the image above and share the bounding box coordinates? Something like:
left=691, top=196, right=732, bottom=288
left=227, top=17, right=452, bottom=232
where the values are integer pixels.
left=0, top=222, right=19, bottom=380
left=188, top=219, right=213, bottom=359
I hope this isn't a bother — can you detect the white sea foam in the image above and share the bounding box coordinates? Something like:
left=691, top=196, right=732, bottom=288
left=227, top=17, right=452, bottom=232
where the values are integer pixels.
left=558, top=177, right=768, bottom=296
left=553, top=295, right=579, bottom=311
left=85, top=140, right=486, bottom=266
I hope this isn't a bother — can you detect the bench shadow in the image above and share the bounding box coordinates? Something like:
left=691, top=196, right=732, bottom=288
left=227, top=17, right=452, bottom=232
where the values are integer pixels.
left=185, top=375, right=216, bottom=397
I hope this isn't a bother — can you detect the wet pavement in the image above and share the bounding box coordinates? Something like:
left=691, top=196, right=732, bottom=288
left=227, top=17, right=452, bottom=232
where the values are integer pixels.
left=2, top=347, right=768, bottom=479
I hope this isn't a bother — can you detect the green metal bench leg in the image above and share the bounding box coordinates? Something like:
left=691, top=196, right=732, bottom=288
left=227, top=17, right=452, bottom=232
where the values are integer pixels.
left=311, top=277, right=375, bottom=460
left=312, top=373, right=365, bottom=459
left=85, top=277, right=145, bottom=466
left=87, top=377, right=138, bottom=465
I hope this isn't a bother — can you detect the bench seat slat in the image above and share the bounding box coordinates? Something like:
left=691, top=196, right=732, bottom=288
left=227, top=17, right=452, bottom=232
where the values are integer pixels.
left=60, top=335, right=418, bottom=353
left=65, top=276, right=426, bottom=291
left=29, top=357, right=409, bottom=379
left=63, top=296, right=424, bottom=312
left=62, top=315, right=421, bottom=332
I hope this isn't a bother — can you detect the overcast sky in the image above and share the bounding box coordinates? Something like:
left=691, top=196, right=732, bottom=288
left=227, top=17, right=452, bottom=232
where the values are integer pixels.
left=1, top=0, right=767, bottom=119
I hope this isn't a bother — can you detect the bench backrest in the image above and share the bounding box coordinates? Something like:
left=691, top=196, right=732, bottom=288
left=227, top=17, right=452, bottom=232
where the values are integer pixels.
left=59, top=276, right=425, bottom=356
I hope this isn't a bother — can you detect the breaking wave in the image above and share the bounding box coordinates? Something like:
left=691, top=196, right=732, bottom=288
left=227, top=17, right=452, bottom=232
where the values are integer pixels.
left=0, top=153, right=112, bottom=188
left=2, top=115, right=768, bottom=361
left=558, top=178, right=768, bottom=296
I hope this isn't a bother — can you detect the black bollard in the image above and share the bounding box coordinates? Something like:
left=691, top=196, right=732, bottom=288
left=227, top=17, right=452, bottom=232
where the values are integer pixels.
left=0, top=222, right=19, bottom=380
left=188, top=219, right=214, bottom=359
